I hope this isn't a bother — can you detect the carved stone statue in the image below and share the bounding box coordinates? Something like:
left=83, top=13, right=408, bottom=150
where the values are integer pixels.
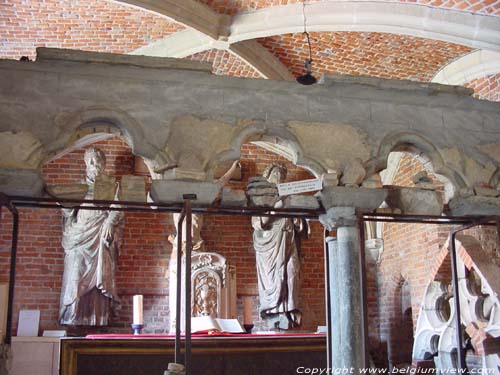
left=251, top=163, right=306, bottom=330
left=59, top=147, right=124, bottom=326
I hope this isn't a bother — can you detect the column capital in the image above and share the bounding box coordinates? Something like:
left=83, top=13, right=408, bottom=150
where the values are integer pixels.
left=319, top=206, right=357, bottom=230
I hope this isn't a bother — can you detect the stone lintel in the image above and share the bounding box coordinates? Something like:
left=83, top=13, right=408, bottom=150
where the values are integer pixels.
left=448, top=196, right=500, bottom=216
left=317, top=187, right=388, bottom=212
left=321, top=74, right=474, bottom=97
left=36, top=47, right=213, bottom=73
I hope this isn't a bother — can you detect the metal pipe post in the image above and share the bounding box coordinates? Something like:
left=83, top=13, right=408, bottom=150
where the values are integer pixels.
left=449, top=231, right=467, bottom=373
left=357, top=211, right=369, bottom=369
left=4, top=199, right=19, bottom=345
left=184, top=200, right=193, bottom=375
left=174, top=209, right=186, bottom=364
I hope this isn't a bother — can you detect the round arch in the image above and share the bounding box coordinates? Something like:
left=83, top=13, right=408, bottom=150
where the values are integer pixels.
left=44, top=106, right=170, bottom=169
left=210, top=122, right=326, bottom=179
left=369, top=132, right=468, bottom=199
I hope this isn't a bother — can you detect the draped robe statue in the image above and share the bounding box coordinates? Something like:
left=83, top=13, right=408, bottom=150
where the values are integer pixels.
left=59, top=147, right=124, bottom=326
left=252, top=163, right=306, bottom=330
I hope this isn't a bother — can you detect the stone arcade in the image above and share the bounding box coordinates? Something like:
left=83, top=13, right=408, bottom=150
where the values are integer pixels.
left=0, top=48, right=499, bottom=374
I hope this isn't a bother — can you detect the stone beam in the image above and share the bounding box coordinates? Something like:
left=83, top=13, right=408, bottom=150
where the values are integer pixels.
left=1, top=49, right=500, bottom=204
left=228, top=40, right=295, bottom=80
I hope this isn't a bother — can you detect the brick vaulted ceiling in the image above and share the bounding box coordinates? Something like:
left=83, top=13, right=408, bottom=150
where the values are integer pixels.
left=1, top=0, right=499, bottom=100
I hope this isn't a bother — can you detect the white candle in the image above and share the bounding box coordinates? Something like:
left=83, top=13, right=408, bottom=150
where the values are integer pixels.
left=243, top=296, right=253, bottom=325
left=133, top=295, right=143, bottom=325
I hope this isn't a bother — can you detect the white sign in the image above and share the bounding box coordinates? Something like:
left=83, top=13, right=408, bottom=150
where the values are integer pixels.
left=277, top=178, right=322, bottom=196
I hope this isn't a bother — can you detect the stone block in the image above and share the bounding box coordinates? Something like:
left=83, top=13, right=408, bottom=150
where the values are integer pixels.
left=150, top=180, right=220, bottom=205
left=46, top=184, right=88, bottom=200
left=322, top=171, right=339, bottom=187
left=448, top=196, right=500, bottom=216
left=120, top=175, right=147, bottom=202
left=249, top=195, right=277, bottom=207
left=340, top=159, right=366, bottom=186
left=162, top=168, right=207, bottom=181
left=284, top=195, right=320, bottom=209
left=0, top=169, right=44, bottom=197
left=221, top=187, right=247, bottom=207
left=385, top=186, right=443, bottom=215
left=317, top=186, right=387, bottom=212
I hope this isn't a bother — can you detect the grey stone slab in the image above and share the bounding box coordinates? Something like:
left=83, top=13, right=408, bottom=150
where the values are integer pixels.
left=317, top=186, right=387, bottom=212
left=307, top=96, right=370, bottom=124
left=385, top=186, right=443, bottom=215
left=443, top=110, right=485, bottom=132
left=221, top=187, right=247, bottom=207
left=284, top=195, right=320, bottom=209
left=371, top=103, right=443, bottom=129
left=59, top=76, right=152, bottom=105
left=222, top=90, right=308, bottom=121
left=0, top=169, right=44, bottom=197
left=0, top=69, right=59, bottom=98
left=37, top=47, right=212, bottom=72
left=150, top=180, right=220, bottom=205
left=151, top=85, right=224, bottom=115
left=448, top=196, right=500, bottom=216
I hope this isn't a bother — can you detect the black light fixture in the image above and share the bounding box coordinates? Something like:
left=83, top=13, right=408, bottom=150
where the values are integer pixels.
left=296, top=2, right=317, bottom=85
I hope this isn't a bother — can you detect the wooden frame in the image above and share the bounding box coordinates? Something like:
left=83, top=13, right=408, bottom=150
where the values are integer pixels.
left=60, top=335, right=327, bottom=375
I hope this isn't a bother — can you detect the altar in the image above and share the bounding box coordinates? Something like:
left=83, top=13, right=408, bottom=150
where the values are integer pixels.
left=60, top=334, right=327, bottom=375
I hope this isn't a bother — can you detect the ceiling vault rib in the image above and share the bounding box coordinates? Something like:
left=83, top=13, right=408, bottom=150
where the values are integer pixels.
left=117, top=0, right=294, bottom=80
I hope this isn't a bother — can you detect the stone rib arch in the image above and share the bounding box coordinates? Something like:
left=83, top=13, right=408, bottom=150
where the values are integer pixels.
left=44, top=106, right=169, bottom=171
left=371, top=132, right=467, bottom=199
left=211, top=122, right=326, bottom=179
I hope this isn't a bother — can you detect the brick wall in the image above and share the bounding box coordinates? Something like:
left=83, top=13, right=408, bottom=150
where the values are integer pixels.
left=0, top=138, right=325, bottom=336
left=465, top=73, right=500, bottom=102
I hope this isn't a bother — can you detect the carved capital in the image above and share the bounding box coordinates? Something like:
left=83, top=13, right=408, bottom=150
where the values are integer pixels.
left=319, top=207, right=356, bottom=230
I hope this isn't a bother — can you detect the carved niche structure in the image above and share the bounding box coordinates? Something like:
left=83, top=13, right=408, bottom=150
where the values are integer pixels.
left=191, top=252, right=236, bottom=319
left=169, top=252, right=236, bottom=333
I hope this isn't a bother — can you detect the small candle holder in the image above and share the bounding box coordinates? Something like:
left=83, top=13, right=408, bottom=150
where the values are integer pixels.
left=131, top=323, right=144, bottom=335
left=243, top=324, right=254, bottom=334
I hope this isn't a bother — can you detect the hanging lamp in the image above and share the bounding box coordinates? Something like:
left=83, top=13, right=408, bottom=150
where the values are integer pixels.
left=296, top=3, right=317, bottom=85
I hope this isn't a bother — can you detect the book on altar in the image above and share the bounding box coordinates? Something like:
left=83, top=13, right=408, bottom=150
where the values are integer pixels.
left=191, top=316, right=245, bottom=334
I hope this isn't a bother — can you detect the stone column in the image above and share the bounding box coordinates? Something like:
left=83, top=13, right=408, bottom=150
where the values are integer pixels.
left=320, top=207, right=365, bottom=373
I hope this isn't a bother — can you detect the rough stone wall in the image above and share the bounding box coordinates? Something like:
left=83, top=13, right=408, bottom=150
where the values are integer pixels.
left=0, top=138, right=325, bottom=335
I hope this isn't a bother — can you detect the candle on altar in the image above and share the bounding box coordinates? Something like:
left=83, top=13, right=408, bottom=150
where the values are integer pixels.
left=133, top=295, right=143, bottom=325
left=243, top=296, right=253, bottom=325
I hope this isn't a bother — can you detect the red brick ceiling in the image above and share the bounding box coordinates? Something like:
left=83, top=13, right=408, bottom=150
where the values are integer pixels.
left=259, top=32, right=472, bottom=82
left=1, top=0, right=499, bottom=100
